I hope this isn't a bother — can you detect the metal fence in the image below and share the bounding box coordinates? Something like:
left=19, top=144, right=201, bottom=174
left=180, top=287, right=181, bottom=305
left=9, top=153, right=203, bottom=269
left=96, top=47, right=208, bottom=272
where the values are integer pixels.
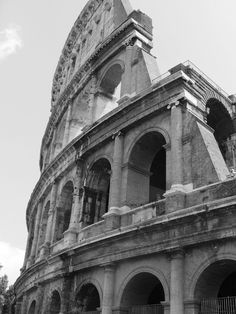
left=130, top=304, right=164, bottom=314
left=200, top=297, right=236, bottom=314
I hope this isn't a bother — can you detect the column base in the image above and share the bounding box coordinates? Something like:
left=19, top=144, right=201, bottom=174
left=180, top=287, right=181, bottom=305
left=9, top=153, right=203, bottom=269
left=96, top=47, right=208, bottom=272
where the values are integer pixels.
left=161, top=301, right=170, bottom=314
left=103, top=207, right=121, bottom=231
left=63, top=228, right=77, bottom=246
left=39, top=242, right=50, bottom=259
left=164, top=186, right=186, bottom=213
left=184, top=299, right=200, bottom=314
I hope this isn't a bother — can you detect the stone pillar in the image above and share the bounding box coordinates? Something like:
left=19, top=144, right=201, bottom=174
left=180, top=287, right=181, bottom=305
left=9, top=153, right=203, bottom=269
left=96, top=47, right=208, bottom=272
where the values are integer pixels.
left=60, top=275, right=73, bottom=314
left=170, top=251, right=184, bottom=314
left=22, top=218, right=33, bottom=270
left=20, top=294, right=28, bottom=314
left=102, top=264, right=115, bottom=314
left=170, top=102, right=183, bottom=190
left=165, top=100, right=186, bottom=212
left=15, top=299, right=22, bottom=314
left=41, top=181, right=58, bottom=257
left=49, top=127, right=56, bottom=163
left=64, top=160, right=83, bottom=245
left=36, top=285, right=44, bottom=314
left=63, top=101, right=72, bottom=146
left=28, top=202, right=43, bottom=266
left=109, top=132, right=124, bottom=209
left=120, top=45, right=133, bottom=100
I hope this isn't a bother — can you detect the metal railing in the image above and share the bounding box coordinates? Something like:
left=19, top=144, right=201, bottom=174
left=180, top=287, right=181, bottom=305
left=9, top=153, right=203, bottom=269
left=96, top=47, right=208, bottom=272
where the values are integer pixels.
left=200, top=297, right=236, bottom=314
left=130, top=304, right=164, bottom=314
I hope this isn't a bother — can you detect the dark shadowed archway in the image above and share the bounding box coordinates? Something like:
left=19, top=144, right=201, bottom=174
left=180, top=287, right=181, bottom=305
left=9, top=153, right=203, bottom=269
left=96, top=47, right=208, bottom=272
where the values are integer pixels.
left=126, top=131, right=166, bottom=207
left=82, top=158, right=111, bottom=226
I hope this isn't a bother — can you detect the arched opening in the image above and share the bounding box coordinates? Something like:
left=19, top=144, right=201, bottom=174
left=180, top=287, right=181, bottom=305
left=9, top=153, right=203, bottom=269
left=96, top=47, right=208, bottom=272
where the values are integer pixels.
left=126, top=132, right=166, bottom=207
left=28, top=300, right=36, bottom=314
left=49, top=290, right=61, bottom=314
left=81, top=159, right=111, bottom=226
left=54, top=181, right=74, bottom=242
left=74, top=283, right=100, bottom=313
left=206, top=99, right=234, bottom=162
left=38, top=201, right=50, bottom=251
left=121, top=272, right=165, bottom=314
left=94, top=64, right=123, bottom=121
left=195, top=260, right=236, bottom=313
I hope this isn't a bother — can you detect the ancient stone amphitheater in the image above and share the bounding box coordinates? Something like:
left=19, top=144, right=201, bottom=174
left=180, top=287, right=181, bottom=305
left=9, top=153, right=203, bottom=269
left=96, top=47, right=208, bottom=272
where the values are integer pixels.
left=14, top=1, right=236, bottom=314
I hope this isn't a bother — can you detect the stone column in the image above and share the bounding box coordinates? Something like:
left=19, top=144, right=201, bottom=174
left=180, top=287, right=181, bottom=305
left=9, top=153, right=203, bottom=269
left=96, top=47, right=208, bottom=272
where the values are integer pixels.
left=20, top=294, right=28, bottom=314
left=170, top=102, right=184, bottom=190
left=15, top=299, right=22, bottom=314
left=60, top=275, right=73, bottom=314
left=120, top=45, right=133, bottom=100
left=102, top=264, right=115, bottom=314
left=63, top=101, right=72, bottom=146
left=41, top=181, right=58, bottom=257
left=109, top=132, right=124, bottom=209
left=64, top=160, right=83, bottom=245
left=165, top=100, right=186, bottom=212
left=28, top=202, right=43, bottom=266
left=170, top=251, right=184, bottom=314
left=36, top=285, right=44, bottom=314
left=22, top=217, right=33, bottom=270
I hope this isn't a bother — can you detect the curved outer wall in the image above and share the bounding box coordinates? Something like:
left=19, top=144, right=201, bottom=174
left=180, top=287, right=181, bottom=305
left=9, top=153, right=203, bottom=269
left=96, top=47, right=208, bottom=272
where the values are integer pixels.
left=14, top=1, right=236, bottom=314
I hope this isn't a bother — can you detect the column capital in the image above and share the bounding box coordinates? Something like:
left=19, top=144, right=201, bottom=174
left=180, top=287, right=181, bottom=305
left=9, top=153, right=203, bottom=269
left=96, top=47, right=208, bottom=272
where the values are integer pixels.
left=101, top=262, right=116, bottom=271
left=112, top=131, right=124, bottom=140
left=167, top=93, right=186, bottom=110
left=167, top=248, right=185, bottom=260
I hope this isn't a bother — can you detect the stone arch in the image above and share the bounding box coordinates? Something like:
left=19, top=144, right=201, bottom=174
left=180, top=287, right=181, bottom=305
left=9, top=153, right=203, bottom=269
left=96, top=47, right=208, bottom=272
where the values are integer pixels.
left=118, top=267, right=169, bottom=308
left=125, top=127, right=170, bottom=163
left=73, top=280, right=102, bottom=313
left=98, top=59, right=125, bottom=88
left=189, top=253, right=236, bottom=300
left=28, top=300, right=36, bottom=314
left=203, top=89, right=233, bottom=118
left=94, top=60, right=124, bottom=121
left=75, top=277, right=103, bottom=302
left=53, top=180, right=74, bottom=242
left=82, top=158, right=111, bottom=225
left=125, top=128, right=168, bottom=206
left=48, top=290, right=61, bottom=314
left=206, top=97, right=234, bottom=161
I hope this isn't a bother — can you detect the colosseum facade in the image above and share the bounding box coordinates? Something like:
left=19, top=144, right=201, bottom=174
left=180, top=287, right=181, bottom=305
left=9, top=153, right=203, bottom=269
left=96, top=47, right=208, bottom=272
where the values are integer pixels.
left=14, top=1, right=236, bottom=314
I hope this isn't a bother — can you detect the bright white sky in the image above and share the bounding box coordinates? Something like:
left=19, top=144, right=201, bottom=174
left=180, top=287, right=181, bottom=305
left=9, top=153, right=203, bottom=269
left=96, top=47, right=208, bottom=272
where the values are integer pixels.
left=0, top=0, right=236, bottom=285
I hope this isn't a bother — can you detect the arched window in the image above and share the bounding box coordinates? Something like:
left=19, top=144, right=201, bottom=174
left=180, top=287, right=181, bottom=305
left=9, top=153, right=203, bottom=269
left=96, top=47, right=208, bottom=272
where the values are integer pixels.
left=126, top=131, right=166, bottom=207
left=81, top=159, right=111, bottom=226
left=120, top=272, right=165, bottom=312
left=28, top=300, right=36, bottom=314
left=195, top=260, right=236, bottom=313
left=54, top=181, right=74, bottom=242
left=49, top=290, right=61, bottom=314
left=94, top=63, right=123, bottom=121
left=206, top=98, right=234, bottom=161
left=74, top=283, right=100, bottom=313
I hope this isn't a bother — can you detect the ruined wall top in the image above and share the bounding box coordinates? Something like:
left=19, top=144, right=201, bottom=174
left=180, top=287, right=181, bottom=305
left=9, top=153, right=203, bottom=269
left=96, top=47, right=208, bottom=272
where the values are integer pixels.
left=51, top=0, right=136, bottom=106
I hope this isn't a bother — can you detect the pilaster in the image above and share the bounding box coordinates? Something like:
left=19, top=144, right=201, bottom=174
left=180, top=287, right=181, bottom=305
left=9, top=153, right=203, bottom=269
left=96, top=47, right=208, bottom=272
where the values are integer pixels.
left=40, top=181, right=58, bottom=258
left=165, top=98, right=186, bottom=212
left=102, top=263, right=116, bottom=314
left=169, top=250, right=184, bottom=314
left=28, top=201, right=43, bottom=266
left=109, top=132, right=124, bottom=210
left=64, top=159, right=84, bottom=245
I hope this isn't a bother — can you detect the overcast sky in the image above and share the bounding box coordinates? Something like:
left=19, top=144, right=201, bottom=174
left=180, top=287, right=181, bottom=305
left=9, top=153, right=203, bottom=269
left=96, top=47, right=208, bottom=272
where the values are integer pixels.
left=1, top=0, right=236, bottom=285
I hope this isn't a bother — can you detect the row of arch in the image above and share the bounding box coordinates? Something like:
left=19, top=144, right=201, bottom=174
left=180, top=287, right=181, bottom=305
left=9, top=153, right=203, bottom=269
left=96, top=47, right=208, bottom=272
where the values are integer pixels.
left=27, top=257, right=236, bottom=313
left=35, top=97, right=236, bottom=249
